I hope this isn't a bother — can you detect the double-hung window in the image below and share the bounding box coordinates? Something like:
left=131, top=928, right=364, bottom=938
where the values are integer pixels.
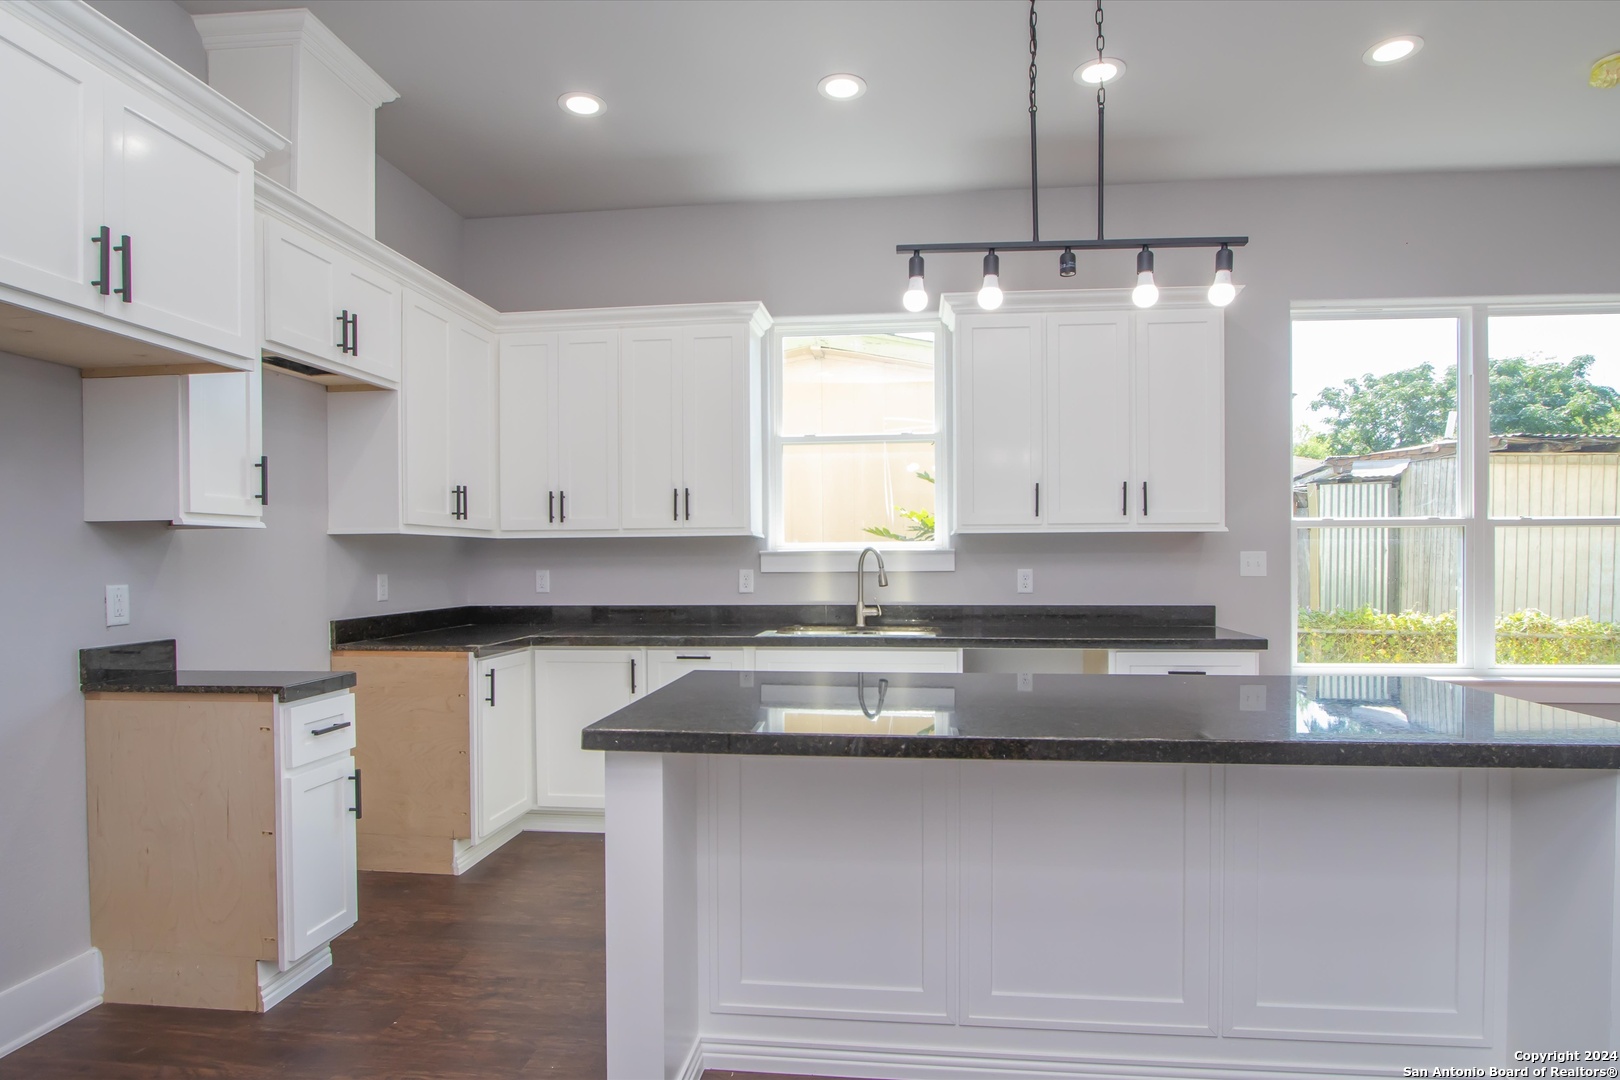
left=764, top=317, right=948, bottom=567
left=1292, top=299, right=1620, bottom=674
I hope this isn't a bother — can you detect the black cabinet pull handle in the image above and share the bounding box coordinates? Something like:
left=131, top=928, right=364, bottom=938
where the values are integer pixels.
left=91, top=226, right=111, bottom=295
left=629, top=657, right=637, bottom=694
left=310, top=720, right=352, bottom=736
left=684, top=487, right=691, bottom=521
left=1121, top=480, right=1128, bottom=516
left=549, top=490, right=556, bottom=523
left=1034, top=482, right=1040, bottom=518
left=349, top=312, right=359, bottom=356
left=451, top=486, right=459, bottom=519
left=673, top=487, right=679, bottom=521
left=349, top=768, right=362, bottom=818
left=336, top=310, right=349, bottom=352
left=462, top=486, right=470, bottom=520
left=559, top=490, right=566, bottom=523
left=113, top=234, right=132, bottom=303
left=675, top=655, right=711, bottom=661
left=1168, top=669, right=1207, bottom=675
left=485, top=668, right=496, bottom=706
left=253, top=455, right=269, bottom=504
left=1142, top=481, right=1148, bottom=517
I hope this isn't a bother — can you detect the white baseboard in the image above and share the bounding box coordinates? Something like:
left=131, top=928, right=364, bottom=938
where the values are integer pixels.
left=676, top=1037, right=705, bottom=1080
left=453, top=817, right=527, bottom=875
left=692, top=1038, right=1397, bottom=1080
left=521, top=807, right=604, bottom=834
left=256, top=946, right=331, bottom=1013
left=0, top=948, right=103, bottom=1059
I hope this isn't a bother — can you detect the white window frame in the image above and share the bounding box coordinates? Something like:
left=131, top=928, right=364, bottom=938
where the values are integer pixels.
left=760, top=314, right=953, bottom=573
left=1291, top=294, right=1620, bottom=678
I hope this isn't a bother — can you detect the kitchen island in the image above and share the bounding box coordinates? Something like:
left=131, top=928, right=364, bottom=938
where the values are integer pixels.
left=583, top=672, right=1620, bottom=1080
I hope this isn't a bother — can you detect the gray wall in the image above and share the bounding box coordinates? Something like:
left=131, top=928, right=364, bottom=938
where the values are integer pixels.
left=85, top=0, right=207, bottom=81
left=375, top=154, right=465, bottom=287
left=457, top=166, right=1620, bottom=654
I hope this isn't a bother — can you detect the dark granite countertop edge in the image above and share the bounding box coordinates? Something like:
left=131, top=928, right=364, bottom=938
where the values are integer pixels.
left=82, top=670, right=357, bottom=703
left=578, top=731, right=1620, bottom=769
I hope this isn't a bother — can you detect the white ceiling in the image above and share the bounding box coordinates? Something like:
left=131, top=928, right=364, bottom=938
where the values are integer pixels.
left=175, top=0, right=1620, bottom=220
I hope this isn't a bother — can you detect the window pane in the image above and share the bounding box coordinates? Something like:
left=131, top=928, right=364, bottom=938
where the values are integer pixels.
left=1495, top=525, right=1620, bottom=665
left=781, top=333, right=935, bottom=437
left=782, top=443, right=935, bottom=545
left=1487, top=313, right=1620, bottom=516
left=1291, top=319, right=1459, bottom=518
left=1296, top=527, right=1461, bottom=664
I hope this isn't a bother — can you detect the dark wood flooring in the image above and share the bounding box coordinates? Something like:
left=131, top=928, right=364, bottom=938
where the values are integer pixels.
left=1, top=832, right=608, bottom=1080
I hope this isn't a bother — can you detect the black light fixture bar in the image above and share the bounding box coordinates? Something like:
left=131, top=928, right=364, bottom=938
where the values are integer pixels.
left=896, top=237, right=1248, bottom=255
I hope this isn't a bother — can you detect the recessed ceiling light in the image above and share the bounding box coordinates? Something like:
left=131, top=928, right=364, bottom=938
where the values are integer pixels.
left=1363, top=36, right=1423, bottom=66
left=559, top=92, right=605, bottom=117
left=1074, top=57, right=1126, bottom=86
left=817, top=73, right=867, bottom=101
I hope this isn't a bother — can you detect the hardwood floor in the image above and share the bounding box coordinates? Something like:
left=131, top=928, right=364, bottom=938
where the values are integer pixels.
left=1, top=832, right=607, bottom=1080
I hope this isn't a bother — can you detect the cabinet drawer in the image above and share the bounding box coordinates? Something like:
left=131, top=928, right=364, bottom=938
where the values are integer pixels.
left=1108, top=650, right=1259, bottom=676
left=753, top=647, right=963, bottom=674
left=283, top=691, right=357, bottom=770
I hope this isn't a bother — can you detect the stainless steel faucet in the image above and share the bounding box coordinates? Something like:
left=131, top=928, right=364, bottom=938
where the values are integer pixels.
left=855, top=546, right=888, bottom=628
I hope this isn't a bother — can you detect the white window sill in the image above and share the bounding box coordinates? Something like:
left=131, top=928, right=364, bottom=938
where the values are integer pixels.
left=759, top=548, right=956, bottom=573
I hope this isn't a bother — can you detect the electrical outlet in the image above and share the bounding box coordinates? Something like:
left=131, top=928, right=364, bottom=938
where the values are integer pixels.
left=1240, top=551, right=1267, bottom=577
left=738, top=568, right=755, bottom=594
left=739, top=671, right=755, bottom=688
left=1016, top=673, right=1034, bottom=692
left=105, top=584, right=129, bottom=627
left=376, top=574, right=389, bottom=602
left=1016, top=568, right=1034, bottom=594
left=535, top=569, right=551, bottom=594
left=1239, top=684, right=1267, bottom=711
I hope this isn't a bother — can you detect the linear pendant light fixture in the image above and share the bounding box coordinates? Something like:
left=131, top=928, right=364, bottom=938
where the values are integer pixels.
left=897, top=0, right=1248, bottom=311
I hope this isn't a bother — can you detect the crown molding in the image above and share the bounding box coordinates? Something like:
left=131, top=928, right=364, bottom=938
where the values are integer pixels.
left=4, top=0, right=286, bottom=161
left=498, top=302, right=772, bottom=335
left=193, top=8, right=398, bottom=109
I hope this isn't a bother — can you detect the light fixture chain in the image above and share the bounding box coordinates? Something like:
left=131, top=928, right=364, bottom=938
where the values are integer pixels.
left=1095, top=0, right=1105, bottom=239
left=1028, top=0, right=1039, bottom=242
left=1094, top=0, right=1106, bottom=108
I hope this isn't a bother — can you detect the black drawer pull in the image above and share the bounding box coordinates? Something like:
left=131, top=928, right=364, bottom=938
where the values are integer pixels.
left=350, top=768, right=362, bottom=818
left=113, top=234, right=132, bottom=303
left=629, top=657, right=637, bottom=694
left=675, top=655, right=712, bottom=661
left=485, top=668, right=496, bottom=706
left=336, top=311, right=350, bottom=352
left=91, top=226, right=111, bottom=294
left=254, top=455, right=269, bottom=505
left=1168, top=669, right=1207, bottom=675
left=310, top=720, right=352, bottom=736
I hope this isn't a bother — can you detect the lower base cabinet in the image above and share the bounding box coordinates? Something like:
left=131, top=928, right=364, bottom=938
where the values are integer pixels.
left=84, top=688, right=358, bottom=1011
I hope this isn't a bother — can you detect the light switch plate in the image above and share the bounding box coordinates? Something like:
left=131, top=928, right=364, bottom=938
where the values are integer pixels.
left=1240, top=551, right=1267, bottom=577
left=535, top=569, right=550, bottom=594
left=1016, top=568, right=1034, bottom=594
left=1239, top=684, right=1267, bottom=711
left=738, top=569, right=755, bottom=594
left=376, top=574, right=389, bottom=602
left=105, top=584, right=129, bottom=627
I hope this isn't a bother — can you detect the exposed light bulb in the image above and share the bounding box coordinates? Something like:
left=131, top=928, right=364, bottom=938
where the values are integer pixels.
left=1207, top=270, right=1235, bottom=307
left=1058, top=248, right=1076, bottom=277
left=978, top=250, right=1003, bottom=310
left=1131, top=248, right=1158, bottom=308
left=903, top=277, right=928, bottom=312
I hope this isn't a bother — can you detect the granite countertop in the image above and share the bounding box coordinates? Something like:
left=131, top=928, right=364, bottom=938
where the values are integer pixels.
left=581, top=671, right=1620, bottom=770
left=330, top=605, right=1268, bottom=656
left=80, top=640, right=355, bottom=703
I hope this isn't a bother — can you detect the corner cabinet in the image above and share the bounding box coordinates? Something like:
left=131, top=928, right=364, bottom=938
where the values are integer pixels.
left=950, top=290, right=1225, bottom=533
left=0, top=2, right=280, bottom=374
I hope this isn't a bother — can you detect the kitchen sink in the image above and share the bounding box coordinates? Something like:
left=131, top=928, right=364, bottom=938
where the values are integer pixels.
left=757, top=625, right=941, bottom=638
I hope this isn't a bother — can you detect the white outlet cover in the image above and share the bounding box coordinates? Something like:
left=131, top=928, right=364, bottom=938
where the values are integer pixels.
left=536, top=569, right=551, bottom=593
left=1239, top=684, right=1267, bottom=711
left=1240, top=551, right=1267, bottom=577
left=738, top=568, right=755, bottom=593
left=1016, top=568, right=1034, bottom=593
left=1016, top=673, right=1034, bottom=692
left=105, top=584, right=130, bottom=627
left=376, top=574, right=389, bottom=602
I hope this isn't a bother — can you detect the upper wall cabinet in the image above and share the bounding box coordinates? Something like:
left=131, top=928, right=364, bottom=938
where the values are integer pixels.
left=261, top=215, right=402, bottom=387
left=949, top=290, right=1226, bottom=533
left=0, top=2, right=282, bottom=373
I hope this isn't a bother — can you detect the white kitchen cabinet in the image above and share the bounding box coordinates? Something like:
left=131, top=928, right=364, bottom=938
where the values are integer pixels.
left=1109, top=650, right=1258, bottom=675
left=262, top=216, right=402, bottom=386
left=498, top=330, right=619, bottom=532
left=645, top=647, right=749, bottom=691
left=279, top=750, right=360, bottom=967
left=533, top=648, right=644, bottom=810
left=620, top=322, right=760, bottom=535
left=83, top=368, right=265, bottom=526
left=474, top=651, right=535, bottom=841
left=0, top=4, right=274, bottom=372
left=753, top=648, right=963, bottom=674
left=401, top=289, right=497, bottom=531
left=949, top=291, right=1225, bottom=533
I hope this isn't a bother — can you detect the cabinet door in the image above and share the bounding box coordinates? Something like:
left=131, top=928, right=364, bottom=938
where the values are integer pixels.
left=337, top=255, right=402, bottom=383
left=102, top=84, right=255, bottom=361
left=280, top=753, right=359, bottom=967
left=0, top=10, right=106, bottom=312
left=555, top=330, right=620, bottom=532
left=645, top=647, right=749, bottom=692
left=474, top=652, right=535, bottom=841
left=619, top=327, right=682, bottom=531
left=498, top=333, right=558, bottom=531
left=183, top=367, right=264, bottom=520
left=447, top=319, right=498, bottom=531
left=400, top=293, right=456, bottom=527
left=1046, top=312, right=1134, bottom=526
left=955, top=316, right=1044, bottom=528
left=261, top=218, right=340, bottom=365
left=533, top=649, right=641, bottom=810
left=1134, top=309, right=1225, bottom=527
left=681, top=324, right=751, bottom=530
